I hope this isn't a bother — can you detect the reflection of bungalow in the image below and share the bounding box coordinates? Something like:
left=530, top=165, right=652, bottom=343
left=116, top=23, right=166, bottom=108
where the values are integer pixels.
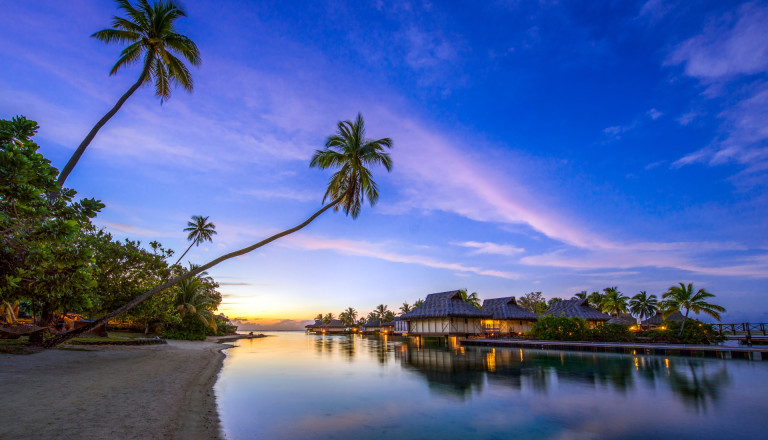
left=393, top=316, right=409, bottom=335
left=321, top=319, right=347, bottom=334
left=545, top=298, right=611, bottom=327
left=641, top=311, right=685, bottom=329
left=481, top=297, right=539, bottom=335
left=305, top=320, right=323, bottom=334
left=400, top=290, right=491, bottom=337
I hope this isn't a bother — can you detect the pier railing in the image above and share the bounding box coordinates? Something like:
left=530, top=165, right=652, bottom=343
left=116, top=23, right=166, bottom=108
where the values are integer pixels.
left=714, top=323, right=768, bottom=336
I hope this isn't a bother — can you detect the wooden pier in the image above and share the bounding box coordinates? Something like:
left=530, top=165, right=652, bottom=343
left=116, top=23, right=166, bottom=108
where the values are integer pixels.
left=461, top=338, right=768, bottom=361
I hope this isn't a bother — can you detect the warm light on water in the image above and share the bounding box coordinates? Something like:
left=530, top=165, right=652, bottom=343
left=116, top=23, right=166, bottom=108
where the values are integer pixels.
left=216, top=332, right=768, bottom=439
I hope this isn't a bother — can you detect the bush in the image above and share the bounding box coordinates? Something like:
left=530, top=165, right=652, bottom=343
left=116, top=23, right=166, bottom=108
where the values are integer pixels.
left=162, top=316, right=208, bottom=340
left=217, top=322, right=238, bottom=335
left=591, top=323, right=635, bottom=342
left=529, top=316, right=590, bottom=341
left=640, top=319, right=724, bottom=344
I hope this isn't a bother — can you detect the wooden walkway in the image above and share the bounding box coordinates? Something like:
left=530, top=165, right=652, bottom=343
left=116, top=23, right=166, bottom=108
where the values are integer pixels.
left=461, top=338, right=768, bottom=361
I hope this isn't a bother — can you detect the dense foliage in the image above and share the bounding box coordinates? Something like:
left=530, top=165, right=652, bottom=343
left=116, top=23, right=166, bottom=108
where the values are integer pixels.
left=529, top=316, right=723, bottom=344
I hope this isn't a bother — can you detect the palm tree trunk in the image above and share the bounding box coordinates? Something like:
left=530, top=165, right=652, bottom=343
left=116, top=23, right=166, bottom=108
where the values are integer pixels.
left=56, top=56, right=154, bottom=187
left=679, top=308, right=690, bottom=337
left=41, top=195, right=344, bottom=348
left=174, top=241, right=196, bottom=266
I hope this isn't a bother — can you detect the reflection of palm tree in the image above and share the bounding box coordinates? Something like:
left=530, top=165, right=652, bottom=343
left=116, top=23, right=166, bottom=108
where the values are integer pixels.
left=58, top=0, right=201, bottom=186
left=668, top=361, right=730, bottom=412
left=175, top=215, right=217, bottom=265
left=662, top=283, right=726, bottom=336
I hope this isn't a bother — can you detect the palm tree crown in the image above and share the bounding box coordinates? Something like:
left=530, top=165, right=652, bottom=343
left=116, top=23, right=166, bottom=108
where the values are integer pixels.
left=629, top=291, right=658, bottom=322
left=57, top=0, right=201, bottom=186
left=310, top=113, right=393, bottom=219
left=662, top=283, right=726, bottom=335
left=400, top=302, right=412, bottom=314
left=375, top=304, right=390, bottom=322
left=458, top=289, right=482, bottom=309
left=175, top=215, right=216, bottom=265
left=601, top=286, right=629, bottom=317
left=94, top=0, right=201, bottom=101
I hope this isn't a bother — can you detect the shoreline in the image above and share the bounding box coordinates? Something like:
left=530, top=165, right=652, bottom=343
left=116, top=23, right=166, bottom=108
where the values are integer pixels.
left=0, top=338, right=239, bottom=439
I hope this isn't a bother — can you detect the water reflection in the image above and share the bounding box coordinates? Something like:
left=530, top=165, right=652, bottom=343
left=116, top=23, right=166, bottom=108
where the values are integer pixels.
left=218, top=333, right=767, bottom=440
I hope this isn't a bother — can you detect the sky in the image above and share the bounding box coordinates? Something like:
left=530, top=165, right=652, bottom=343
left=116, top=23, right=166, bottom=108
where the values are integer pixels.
left=2, top=0, right=767, bottom=329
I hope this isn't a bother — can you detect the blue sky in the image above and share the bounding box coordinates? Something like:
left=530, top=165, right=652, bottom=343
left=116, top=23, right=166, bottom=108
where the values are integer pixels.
left=2, top=0, right=767, bottom=328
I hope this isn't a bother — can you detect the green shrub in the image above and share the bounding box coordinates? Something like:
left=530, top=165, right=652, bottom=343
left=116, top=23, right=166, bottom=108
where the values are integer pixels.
left=217, top=322, right=238, bottom=335
left=529, top=316, right=590, bottom=341
left=162, top=316, right=208, bottom=340
left=640, top=319, right=724, bottom=344
left=590, top=323, right=635, bottom=342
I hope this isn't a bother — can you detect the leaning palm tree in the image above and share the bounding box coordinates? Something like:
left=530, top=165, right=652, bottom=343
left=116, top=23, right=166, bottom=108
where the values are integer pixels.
left=42, top=114, right=393, bottom=348
left=629, top=291, right=658, bottom=324
left=400, top=302, right=412, bottom=314
left=458, top=289, right=482, bottom=309
left=375, top=304, right=390, bottom=322
left=601, top=287, right=629, bottom=317
left=662, top=283, right=726, bottom=336
left=57, top=0, right=201, bottom=186
left=175, top=215, right=216, bottom=265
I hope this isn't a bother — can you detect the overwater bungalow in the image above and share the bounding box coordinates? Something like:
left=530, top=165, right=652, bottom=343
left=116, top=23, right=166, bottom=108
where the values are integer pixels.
left=320, top=319, right=347, bottom=334
left=393, top=316, right=409, bottom=335
left=361, top=318, right=383, bottom=334
left=400, top=290, right=491, bottom=337
left=641, top=311, right=685, bottom=329
left=305, top=320, right=323, bottom=334
left=481, top=297, right=539, bottom=336
left=545, top=298, right=611, bottom=327
left=381, top=320, right=395, bottom=334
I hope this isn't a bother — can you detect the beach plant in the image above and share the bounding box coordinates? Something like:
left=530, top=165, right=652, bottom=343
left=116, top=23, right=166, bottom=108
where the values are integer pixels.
left=43, top=113, right=392, bottom=347
left=629, top=291, right=658, bottom=324
left=57, top=0, right=201, bottom=186
left=661, top=283, right=726, bottom=336
left=175, top=215, right=217, bottom=265
left=0, top=116, right=104, bottom=325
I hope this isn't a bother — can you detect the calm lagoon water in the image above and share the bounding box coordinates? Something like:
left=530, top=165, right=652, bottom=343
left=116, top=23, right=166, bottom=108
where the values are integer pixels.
left=216, top=332, right=768, bottom=439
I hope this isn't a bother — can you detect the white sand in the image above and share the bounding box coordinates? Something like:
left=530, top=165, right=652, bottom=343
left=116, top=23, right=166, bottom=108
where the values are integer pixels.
left=0, top=339, right=228, bottom=439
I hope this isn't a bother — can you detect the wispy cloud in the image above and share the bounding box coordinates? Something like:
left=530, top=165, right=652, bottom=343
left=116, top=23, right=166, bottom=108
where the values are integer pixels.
left=282, top=234, right=519, bottom=279
left=455, top=241, right=525, bottom=256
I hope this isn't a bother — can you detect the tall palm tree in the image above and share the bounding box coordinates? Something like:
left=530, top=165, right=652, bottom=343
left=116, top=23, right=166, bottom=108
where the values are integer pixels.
left=601, top=287, right=629, bottom=317
left=314, top=313, right=323, bottom=322
left=44, top=114, right=392, bottom=347
left=458, top=289, right=482, bottom=309
left=662, top=283, right=726, bottom=336
left=413, top=299, right=424, bottom=309
left=339, top=307, right=357, bottom=326
left=175, top=215, right=216, bottom=265
left=309, top=113, right=393, bottom=218
left=400, top=302, right=412, bottom=314
left=323, top=313, right=335, bottom=324
left=367, top=311, right=378, bottom=323
left=57, top=0, right=201, bottom=186
left=573, top=291, right=588, bottom=300
left=629, top=291, right=658, bottom=324
left=375, top=304, right=390, bottom=322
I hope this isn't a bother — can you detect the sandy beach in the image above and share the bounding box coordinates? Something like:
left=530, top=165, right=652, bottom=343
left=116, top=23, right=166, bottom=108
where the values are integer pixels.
left=0, top=339, right=229, bottom=439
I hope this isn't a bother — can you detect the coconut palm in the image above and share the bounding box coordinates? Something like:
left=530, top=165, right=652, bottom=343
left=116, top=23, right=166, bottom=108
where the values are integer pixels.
left=458, top=289, right=482, bottom=309
left=629, top=291, right=658, bottom=324
left=58, top=0, right=201, bottom=186
left=45, top=114, right=392, bottom=347
left=323, top=313, right=335, bottom=324
left=601, top=287, right=628, bottom=317
left=175, top=215, right=216, bottom=265
left=573, top=291, right=588, bottom=300
left=366, top=311, right=378, bottom=323
left=375, top=304, right=390, bottom=322
left=314, top=313, right=323, bottom=322
left=662, top=283, right=726, bottom=336
left=339, top=307, right=357, bottom=326
left=413, top=299, right=425, bottom=309
left=174, top=275, right=218, bottom=334
left=309, top=113, right=393, bottom=218
left=400, top=302, right=412, bottom=314
left=587, top=290, right=604, bottom=310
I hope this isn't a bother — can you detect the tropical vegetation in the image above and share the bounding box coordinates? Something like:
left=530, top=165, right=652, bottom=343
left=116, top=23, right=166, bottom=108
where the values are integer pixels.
left=661, top=283, right=726, bottom=336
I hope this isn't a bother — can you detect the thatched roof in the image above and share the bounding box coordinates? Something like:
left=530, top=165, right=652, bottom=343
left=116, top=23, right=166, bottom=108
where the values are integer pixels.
left=400, top=291, right=491, bottom=320
left=546, top=298, right=611, bottom=321
left=607, top=314, right=638, bottom=326
left=305, top=320, right=323, bottom=328
left=364, top=318, right=394, bottom=327
left=321, top=319, right=345, bottom=328
left=481, top=297, right=539, bottom=321
left=642, top=311, right=685, bottom=326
